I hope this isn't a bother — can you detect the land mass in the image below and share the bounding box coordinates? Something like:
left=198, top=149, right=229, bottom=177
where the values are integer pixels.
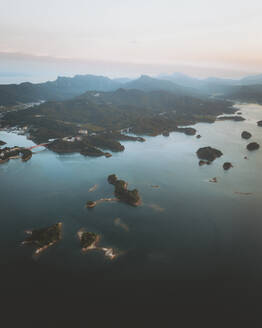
left=197, top=147, right=223, bottom=162
left=22, top=222, right=62, bottom=255
left=1, top=87, right=235, bottom=157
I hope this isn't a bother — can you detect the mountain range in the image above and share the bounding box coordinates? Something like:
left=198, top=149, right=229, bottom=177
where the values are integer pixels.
left=0, top=72, right=262, bottom=107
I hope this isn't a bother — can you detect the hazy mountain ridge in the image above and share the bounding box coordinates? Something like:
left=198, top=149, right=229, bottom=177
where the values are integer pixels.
left=225, top=84, right=262, bottom=103
left=157, top=72, right=262, bottom=95
left=1, top=72, right=262, bottom=107
left=0, top=74, right=122, bottom=106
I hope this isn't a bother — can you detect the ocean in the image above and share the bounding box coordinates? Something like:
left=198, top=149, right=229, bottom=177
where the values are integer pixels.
left=1, top=103, right=262, bottom=325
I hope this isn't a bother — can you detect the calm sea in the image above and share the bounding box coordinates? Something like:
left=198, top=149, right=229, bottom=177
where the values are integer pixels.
left=1, top=103, right=262, bottom=324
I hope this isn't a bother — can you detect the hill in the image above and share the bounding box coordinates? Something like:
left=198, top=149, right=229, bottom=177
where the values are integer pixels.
left=2, top=88, right=234, bottom=143
left=158, top=72, right=262, bottom=95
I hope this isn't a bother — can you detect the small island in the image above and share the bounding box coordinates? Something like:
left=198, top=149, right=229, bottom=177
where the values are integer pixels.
left=217, top=116, right=245, bottom=121
left=175, top=127, right=196, bottom=136
left=108, top=174, right=118, bottom=185
left=0, top=146, right=32, bottom=163
left=257, top=121, right=262, bottom=127
left=77, top=229, right=117, bottom=259
left=86, top=200, right=97, bottom=208
left=223, top=162, right=233, bottom=170
left=197, top=146, right=223, bottom=162
left=78, top=230, right=100, bottom=252
left=108, top=174, right=141, bottom=206
left=241, top=131, right=252, bottom=139
left=22, top=222, right=62, bottom=255
left=247, top=142, right=260, bottom=151
left=0, top=140, right=6, bottom=146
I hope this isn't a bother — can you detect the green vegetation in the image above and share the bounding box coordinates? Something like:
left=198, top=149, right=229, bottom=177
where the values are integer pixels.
left=79, top=231, right=98, bottom=249
left=2, top=88, right=234, bottom=144
left=108, top=175, right=141, bottom=206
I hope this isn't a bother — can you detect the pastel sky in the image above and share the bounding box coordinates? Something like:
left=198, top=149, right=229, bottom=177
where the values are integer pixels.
left=1, top=0, right=262, bottom=81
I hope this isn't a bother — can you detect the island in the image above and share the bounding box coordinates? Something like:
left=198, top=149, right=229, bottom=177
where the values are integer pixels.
left=175, top=127, right=196, bottom=135
left=0, top=140, right=6, bottom=146
left=108, top=174, right=141, bottom=206
left=223, top=162, right=233, bottom=170
left=108, top=174, right=118, bottom=185
left=257, top=121, right=262, bottom=127
left=78, top=230, right=100, bottom=252
left=77, top=229, right=117, bottom=259
left=241, top=131, right=252, bottom=139
left=86, top=200, right=97, bottom=208
left=196, top=147, right=223, bottom=162
left=247, top=142, right=260, bottom=151
left=217, top=116, right=245, bottom=121
left=0, top=146, right=33, bottom=163
left=22, top=222, right=62, bottom=255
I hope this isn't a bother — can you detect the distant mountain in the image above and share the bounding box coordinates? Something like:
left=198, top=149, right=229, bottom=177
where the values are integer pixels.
left=158, top=72, right=206, bottom=89
left=226, top=84, right=262, bottom=103
left=0, top=74, right=202, bottom=106
left=203, top=77, right=238, bottom=85
left=158, top=72, right=262, bottom=95
left=1, top=72, right=262, bottom=107
left=113, top=77, right=133, bottom=84
left=0, top=74, right=121, bottom=106
left=239, top=74, right=262, bottom=85
left=123, top=75, right=203, bottom=97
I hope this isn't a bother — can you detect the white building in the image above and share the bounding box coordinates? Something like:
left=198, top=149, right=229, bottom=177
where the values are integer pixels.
left=78, top=129, right=88, bottom=135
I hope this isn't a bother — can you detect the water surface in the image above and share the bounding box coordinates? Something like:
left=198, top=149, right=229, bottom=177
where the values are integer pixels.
left=1, top=103, right=262, bottom=305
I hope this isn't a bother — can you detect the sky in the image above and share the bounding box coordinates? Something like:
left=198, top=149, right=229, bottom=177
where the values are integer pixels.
left=0, top=0, right=262, bottom=82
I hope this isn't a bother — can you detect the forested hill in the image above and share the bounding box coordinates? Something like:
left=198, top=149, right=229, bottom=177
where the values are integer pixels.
left=3, top=88, right=234, bottom=142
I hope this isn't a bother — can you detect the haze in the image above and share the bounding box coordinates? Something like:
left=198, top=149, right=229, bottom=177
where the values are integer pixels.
left=1, top=0, right=262, bottom=82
